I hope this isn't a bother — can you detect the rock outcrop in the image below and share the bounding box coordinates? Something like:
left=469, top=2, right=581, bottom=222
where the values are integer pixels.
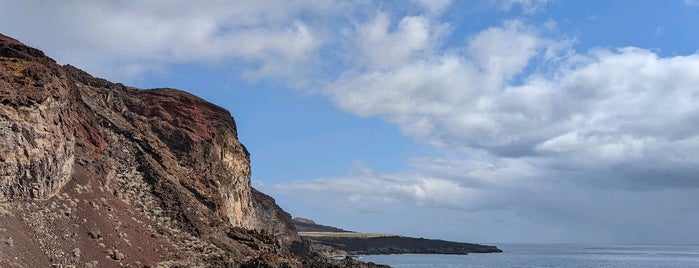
left=0, top=37, right=76, bottom=201
left=0, top=33, right=379, bottom=267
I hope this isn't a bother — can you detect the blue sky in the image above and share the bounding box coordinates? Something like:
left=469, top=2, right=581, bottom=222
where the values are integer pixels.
left=2, top=0, right=699, bottom=244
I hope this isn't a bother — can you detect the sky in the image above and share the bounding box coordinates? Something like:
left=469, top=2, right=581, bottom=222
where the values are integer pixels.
left=1, top=0, right=699, bottom=244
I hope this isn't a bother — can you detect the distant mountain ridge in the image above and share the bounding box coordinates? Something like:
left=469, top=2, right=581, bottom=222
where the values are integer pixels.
left=292, top=218, right=502, bottom=255
left=293, top=217, right=353, bottom=233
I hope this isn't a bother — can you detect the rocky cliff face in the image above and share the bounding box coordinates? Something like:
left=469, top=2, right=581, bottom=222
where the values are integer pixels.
left=0, top=34, right=355, bottom=267
left=0, top=38, right=76, bottom=201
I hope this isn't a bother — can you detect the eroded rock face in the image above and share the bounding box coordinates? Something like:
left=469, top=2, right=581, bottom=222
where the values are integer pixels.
left=0, top=98, right=75, bottom=200
left=0, top=33, right=354, bottom=267
left=0, top=40, right=76, bottom=201
left=123, top=88, right=258, bottom=229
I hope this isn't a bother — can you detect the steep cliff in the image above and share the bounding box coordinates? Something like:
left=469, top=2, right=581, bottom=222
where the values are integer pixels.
left=0, top=34, right=374, bottom=267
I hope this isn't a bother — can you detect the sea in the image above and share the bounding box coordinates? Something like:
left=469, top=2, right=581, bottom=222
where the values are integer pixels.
left=359, top=244, right=699, bottom=268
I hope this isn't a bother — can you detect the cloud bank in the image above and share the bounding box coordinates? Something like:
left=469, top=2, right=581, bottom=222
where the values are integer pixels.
left=275, top=8, right=699, bottom=242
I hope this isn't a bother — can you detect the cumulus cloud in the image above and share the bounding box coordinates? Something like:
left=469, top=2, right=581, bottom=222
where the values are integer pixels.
left=498, top=0, right=552, bottom=13
left=353, top=13, right=447, bottom=71
left=0, top=0, right=340, bottom=81
left=330, top=21, right=555, bottom=149
left=324, top=14, right=699, bottom=191
left=267, top=160, right=492, bottom=211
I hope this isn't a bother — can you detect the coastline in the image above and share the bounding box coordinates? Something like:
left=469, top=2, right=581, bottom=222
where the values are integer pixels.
left=293, top=217, right=502, bottom=257
left=301, top=232, right=503, bottom=256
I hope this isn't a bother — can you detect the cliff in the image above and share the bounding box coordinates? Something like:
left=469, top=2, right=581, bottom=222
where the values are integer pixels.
left=0, top=33, right=382, bottom=267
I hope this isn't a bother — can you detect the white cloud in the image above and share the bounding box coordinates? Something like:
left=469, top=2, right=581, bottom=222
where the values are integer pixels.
left=328, top=16, right=699, bottom=184
left=467, top=21, right=544, bottom=87
left=0, top=0, right=338, bottom=81
left=353, top=13, right=448, bottom=71
left=329, top=20, right=554, bottom=149
left=265, top=159, right=497, bottom=211
left=498, top=0, right=552, bottom=14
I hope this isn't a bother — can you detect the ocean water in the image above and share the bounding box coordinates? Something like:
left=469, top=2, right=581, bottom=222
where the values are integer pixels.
left=359, top=244, right=699, bottom=268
